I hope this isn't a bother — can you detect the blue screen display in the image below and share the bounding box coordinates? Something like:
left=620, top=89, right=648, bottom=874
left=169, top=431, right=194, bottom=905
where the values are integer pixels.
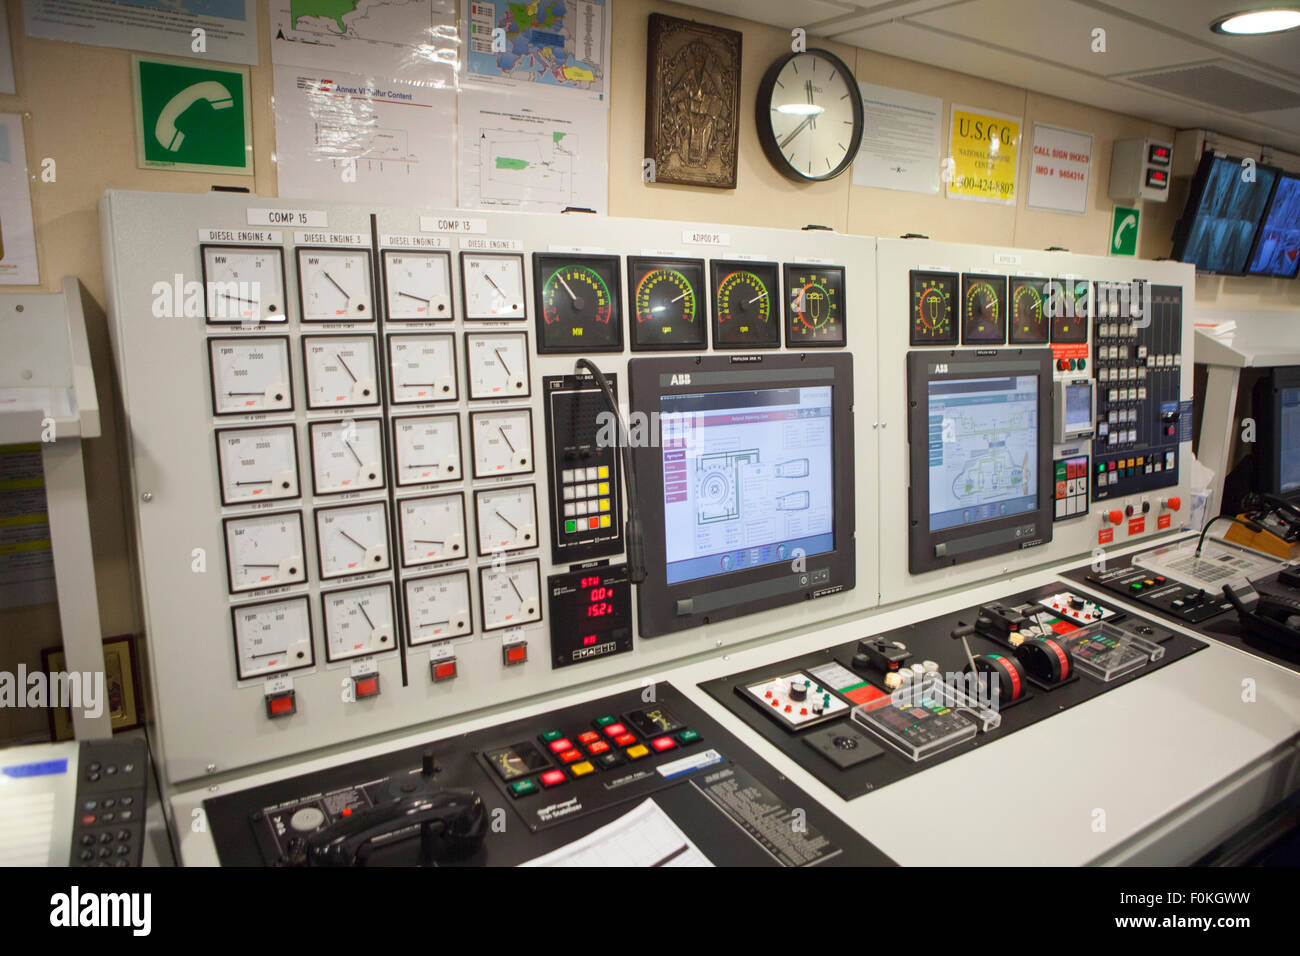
left=1246, top=174, right=1300, bottom=279
left=1178, top=155, right=1277, bottom=274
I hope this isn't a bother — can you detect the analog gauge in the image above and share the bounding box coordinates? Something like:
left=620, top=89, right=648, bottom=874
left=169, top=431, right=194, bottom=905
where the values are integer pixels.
left=1009, top=277, right=1050, bottom=345
left=469, top=408, right=534, bottom=478
left=1052, top=278, right=1089, bottom=344
left=405, top=570, right=473, bottom=645
left=909, top=271, right=958, bottom=346
left=460, top=252, right=526, bottom=320
left=784, top=263, right=845, bottom=347
left=392, top=414, right=462, bottom=486
left=230, top=596, right=314, bottom=681
left=388, top=333, right=458, bottom=404
left=322, top=583, right=395, bottom=662
left=756, top=49, right=865, bottom=183
left=711, top=260, right=780, bottom=349
left=201, top=245, right=286, bottom=324
left=533, top=254, right=623, bottom=353
left=398, top=492, right=466, bottom=567
left=315, top=501, right=390, bottom=580
left=475, top=484, right=537, bottom=555
left=382, top=250, right=452, bottom=321
left=215, top=424, right=300, bottom=506
left=308, top=418, right=385, bottom=495
left=223, top=510, right=306, bottom=594
left=302, top=334, right=379, bottom=409
left=465, top=331, right=530, bottom=400
left=296, top=248, right=374, bottom=322
left=208, top=336, right=293, bottom=416
left=628, top=257, right=706, bottom=351
left=478, top=560, right=542, bottom=631
left=961, top=274, right=1007, bottom=345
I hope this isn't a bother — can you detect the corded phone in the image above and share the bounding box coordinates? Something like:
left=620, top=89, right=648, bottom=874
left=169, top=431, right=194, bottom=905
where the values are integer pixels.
left=1224, top=492, right=1300, bottom=560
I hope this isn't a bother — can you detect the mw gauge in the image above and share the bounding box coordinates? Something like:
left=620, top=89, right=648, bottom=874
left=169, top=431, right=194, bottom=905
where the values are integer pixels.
left=201, top=244, right=287, bottom=325
left=460, top=252, right=526, bottom=320
left=533, top=253, right=623, bottom=353
left=297, top=247, right=374, bottom=322
left=382, top=250, right=453, bottom=321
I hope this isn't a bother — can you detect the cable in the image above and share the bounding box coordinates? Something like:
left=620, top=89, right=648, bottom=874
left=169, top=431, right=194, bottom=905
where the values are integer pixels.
left=1195, top=513, right=1265, bottom=558
left=574, top=358, right=646, bottom=584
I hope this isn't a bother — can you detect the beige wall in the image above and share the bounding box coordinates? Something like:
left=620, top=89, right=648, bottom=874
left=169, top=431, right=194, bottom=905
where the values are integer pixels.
left=2, top=0, right=1296, bottom=742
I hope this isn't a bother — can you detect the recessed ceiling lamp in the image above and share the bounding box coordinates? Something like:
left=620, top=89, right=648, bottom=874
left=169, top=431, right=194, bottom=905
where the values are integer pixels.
left=1210, top=8, right=1300, bottom=34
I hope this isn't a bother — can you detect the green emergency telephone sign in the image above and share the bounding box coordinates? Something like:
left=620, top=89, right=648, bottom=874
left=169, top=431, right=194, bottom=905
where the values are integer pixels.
left=132, top=56, right=252, bottom=175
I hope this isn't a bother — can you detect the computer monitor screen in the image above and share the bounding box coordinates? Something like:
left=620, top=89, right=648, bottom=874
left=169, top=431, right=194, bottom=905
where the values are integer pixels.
left=1246, top=173, right=1300, bottom=279
left=1173, top=152, right=1278, bottom=275
left=927, top=375, right=1039, bottom=532
left=1281, top=387, right=1300, bottom=495
left=660, top=385, right=834, bottom=584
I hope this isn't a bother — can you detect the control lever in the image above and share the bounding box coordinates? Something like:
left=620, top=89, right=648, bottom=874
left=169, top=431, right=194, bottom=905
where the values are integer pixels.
left=951, top=623, right=979, bottom=674
left=286, top=788, right=486, bottom=867
left=1223, top=584, right=1300, bottom=660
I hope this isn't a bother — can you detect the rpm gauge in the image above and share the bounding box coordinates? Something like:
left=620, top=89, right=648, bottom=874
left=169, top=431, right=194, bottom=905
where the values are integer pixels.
left=533, top=254, right=623, bottom=353
left=909, top=271, right=957, bottom=346
left=627, top=257, right=706, bottom=351
left=1009, top=277, right=1049, bottom=344
left=784, top=263, right=845, bottom=347
left=961, top=273, right=1007, bottom=345
left=1051, top=278, right=1090, bottom=344
left=711, top=260, right=780, bottom=349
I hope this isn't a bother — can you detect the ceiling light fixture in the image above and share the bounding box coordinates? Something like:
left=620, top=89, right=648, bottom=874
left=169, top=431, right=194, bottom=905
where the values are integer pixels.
left=1211, top=8, right=1300, bottom=34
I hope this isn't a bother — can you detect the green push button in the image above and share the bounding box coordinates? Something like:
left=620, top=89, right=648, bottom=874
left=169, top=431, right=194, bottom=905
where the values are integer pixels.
left=677, top=729, right=701, bottom=745
left=565, top=519, right=576, bottom=533
left=540, top=729, right=563, bottom=742
left=594, top=715, right=616, bottom=727
left=509, top=779, right=538, bottom=798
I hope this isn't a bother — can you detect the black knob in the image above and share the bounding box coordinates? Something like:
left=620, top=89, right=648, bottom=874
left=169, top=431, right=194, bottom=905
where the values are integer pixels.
left=421, top=750, right=436, bottom=777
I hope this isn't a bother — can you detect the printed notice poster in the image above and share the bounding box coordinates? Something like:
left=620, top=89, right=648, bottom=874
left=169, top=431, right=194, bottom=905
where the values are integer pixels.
left=852, top=82, right=942, bottom=194
left=0, top=443, right=55, bottom=610
left=1027, top=123, right=1093, bottom=215
left=23, top=0, right=258, bottom=65
left=947, top=105, right=1021, bottom=204
left=0, top=112, right=38, bottom=285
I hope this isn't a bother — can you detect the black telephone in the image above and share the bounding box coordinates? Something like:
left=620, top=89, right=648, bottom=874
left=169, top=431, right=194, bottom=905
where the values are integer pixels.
left=1241, top=493, right=1300, bottom=544
left=1223, top=583, right=1300, bottom=660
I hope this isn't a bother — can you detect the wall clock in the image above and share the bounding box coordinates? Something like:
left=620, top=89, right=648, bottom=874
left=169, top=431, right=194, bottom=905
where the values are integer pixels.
left=756, top=49, right=864, bottom=183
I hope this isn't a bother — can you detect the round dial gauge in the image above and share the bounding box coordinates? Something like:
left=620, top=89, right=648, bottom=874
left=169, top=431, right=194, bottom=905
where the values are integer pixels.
left=202, top=245, right=286, bottom=324
left=297, top=248, right=374, bottom=322
left=215, top=425, right=300, bottom=506
left=393, top=414, right=462, bottom=486
left=309, top=418, right=385, bottom=495
left=1009, top=278, right=1049, bottom=344
left=475, top=484, right=537, bottom=555
left=405, top=570, right=473, bottom=645
left=224, top=510, right=306, bottom=594
left=398, top=493, right=466, bottom=567
left=534, top=254, right=623, bottom=353
left=628, top=257, right=705, bottom=351
left=909, top=271, right=958, bottom=346
left=388, top=333, right=458, bottom=404
left=208, top=337, right=293, bottom=415
left=757, top=49, right=865, bottom=183
left=302, top=334, right=379, bottom=409
left=479, top=560, right=541, bottom=631
left=460, top=252, right=526, bottom=320
left=315, top=501, right=390, bottom=580
left=231, top=596, right=313, bottom=681
left=465, top=331, right=530, bottom=400
left=383, top=250, right=452, bottom=321
left=470, top=408, right=533, bottom=478
left=961, top=274, right=1006, bottom=345
left=1051, top=278, right=1090, bottom=344
left=711, top=261, right=780, bottom=349
left=784, top=264, right=845, bottom=346
left=322, top=583, right=395, bottom=662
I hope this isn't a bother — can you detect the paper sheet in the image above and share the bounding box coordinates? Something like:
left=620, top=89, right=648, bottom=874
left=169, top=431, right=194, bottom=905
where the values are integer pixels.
left=0, top=113, right=38, bottom=286
left=23, top=0, right=258, bottom=65
left=464, top=0, right=610, bottom=102
left=0, top=442, right=55, bottom=610
left=851, top=82, right=941, bottom=195
left=519, top=798, right=713, bottom=867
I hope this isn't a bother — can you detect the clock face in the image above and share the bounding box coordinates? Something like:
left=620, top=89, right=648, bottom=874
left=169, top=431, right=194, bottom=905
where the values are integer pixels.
left=758, top=50, right=864, bottom=182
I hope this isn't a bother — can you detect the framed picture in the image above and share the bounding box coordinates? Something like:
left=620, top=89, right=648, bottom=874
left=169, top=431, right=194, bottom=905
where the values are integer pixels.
left=644, top=14, right=742, bottom=189
left=41, top=635, right=144, bottom=741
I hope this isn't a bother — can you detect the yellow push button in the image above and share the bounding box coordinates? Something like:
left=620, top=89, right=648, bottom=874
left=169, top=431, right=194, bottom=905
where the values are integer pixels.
left=597, top=466, right=609, bottom=479
left=625, top=744, right=650, bottom=760
left=570, top=760, right=595, bottom=777
left=598, top=482, right=609, bottom=495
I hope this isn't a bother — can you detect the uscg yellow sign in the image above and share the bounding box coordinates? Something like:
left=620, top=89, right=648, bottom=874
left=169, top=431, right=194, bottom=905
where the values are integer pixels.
left=948, top=106, right=1021, bottom=204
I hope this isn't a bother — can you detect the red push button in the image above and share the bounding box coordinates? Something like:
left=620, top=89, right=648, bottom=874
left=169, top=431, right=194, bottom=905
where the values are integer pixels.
left=651, top=736, right=677, bottom=752
left=614, top=732, right=636, bottom=746
left=540, top=770, right=566, bottom=788
left=586, top=739, right=610, bottom=755
left=1165, top=496, right=1181, bottom=511
left=432, top=659, right=457, bottom=682
left=603, top=723, right=627, bottom=738
left=266, top=691, right=296, bottom=718
left=577, top=731, right=599, bottom=744
left=558, top=748, right=582, bottom=764
left=548, top=738, right=573, bottom=754
left=354, top=675, right=379, bottom=699
left=504, top=643, right=527, bottom=665
left=1107, top=509, right=1123, bottom=526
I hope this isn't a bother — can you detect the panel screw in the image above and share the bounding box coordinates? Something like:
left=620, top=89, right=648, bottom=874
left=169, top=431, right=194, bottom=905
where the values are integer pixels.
left=206, top=763, right=217, bottom=774
left=141, top=492, right=153, bottom=502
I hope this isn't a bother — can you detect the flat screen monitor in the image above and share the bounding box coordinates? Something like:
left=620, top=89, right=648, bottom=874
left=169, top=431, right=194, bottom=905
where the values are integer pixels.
left=1254, top=366, right=1300, bottom=499
left=1171, top=152, right=1278, bottom=275
left=907, top=350, right=1053, bottom=573
left=1245, top=172, right=1300, bottom=279
left=629, top=354, right=855, bottom=637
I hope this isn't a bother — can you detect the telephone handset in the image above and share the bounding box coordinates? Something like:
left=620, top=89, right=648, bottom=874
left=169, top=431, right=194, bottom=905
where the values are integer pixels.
left=1224, top=583, right=1300, bottom=661
left=155, top=80, right=234, bottom=152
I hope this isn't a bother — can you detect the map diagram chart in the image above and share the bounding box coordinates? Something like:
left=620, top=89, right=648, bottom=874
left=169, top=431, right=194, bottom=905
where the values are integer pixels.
left=467, top=0, right=608, bottom=97
left=479, top=127, right=576, bottom=205
left=271, top=0, right=458, bottom=81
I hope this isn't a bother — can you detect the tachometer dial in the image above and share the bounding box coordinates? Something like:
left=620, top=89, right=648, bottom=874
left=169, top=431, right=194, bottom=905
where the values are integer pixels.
left=961, top=274, right=1006, bottom=345
left=628, top=257, right=706, bottom=351
left=1009, top=277, right=1049, bottom=344
left=711, top=260, right=780, bottom=349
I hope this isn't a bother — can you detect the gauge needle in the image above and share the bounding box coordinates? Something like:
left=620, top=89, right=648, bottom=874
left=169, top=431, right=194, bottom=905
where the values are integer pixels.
left=495, top=510, right=518, bottom=531
left=652, top=290, right=690, bottom=313
left=251, top=649, right=288, bottom=660
left=356, top=602, right=376, bottom=629
left=747, top=290, right=768, bottom=305
left=336, top=353, right=358, bottom=382
left=235, top=479, right=271, bottom=486
left=324, top=271, right=350, bottom=300
left=241, top=563, right=280, bottom=568
left=340, top=530, right=367, bottom=551
left=557, top=274, right=578, bottom=301
left=494, top=348, right=513, bottom=376
left=421, top=618, right=449, bottom=629
left=219, top=292, right=258, bottom=304
left=508, top=577, right=524, bottom=601
left=413, top=538, right=444, bottom=545
left=498, top=426, right=516, bottom=452
left=345, top=440, right=363, bottom=465
left=398, top=291, right=430, bottom=303
left=484, top=274, right=506, bottom=297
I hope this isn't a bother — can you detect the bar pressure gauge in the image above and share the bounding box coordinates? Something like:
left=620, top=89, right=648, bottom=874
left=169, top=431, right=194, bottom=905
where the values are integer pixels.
left=398, top=493, right=467, bottom=567
left=231, top=596, right=314, bottom=680
left=223, top=510, right=306, bottom=594
left=315, top=501, right=391, bottom=580
left=297, top=248, right=374, bottom=322
left=474, top=485, right=537, bottom=555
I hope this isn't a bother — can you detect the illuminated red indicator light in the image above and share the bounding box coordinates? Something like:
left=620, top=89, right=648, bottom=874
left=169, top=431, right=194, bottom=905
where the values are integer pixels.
left=548, top=738, right=573, bottom=754
left=587, top=740, right=610, bottom=754
left=614, top=732, right=636, bottom=746
left=559, top=748, right=582, bottom=763
left=603, top=723, right=627, bottom=737
left=578, top=731, right=599, bottom=744
left=540, top=770, right=566, bottom=787
left=651, top=736, right=676, bottom=752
